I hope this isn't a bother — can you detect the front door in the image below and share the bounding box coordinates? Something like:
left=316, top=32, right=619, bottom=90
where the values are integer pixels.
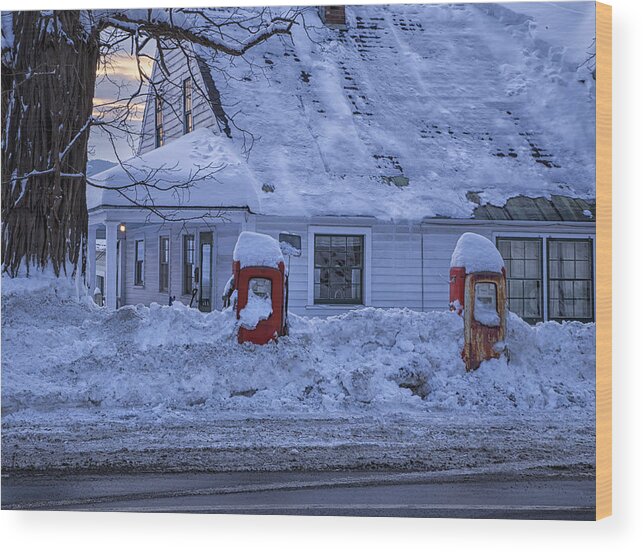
left=198, top=232, right=213, bottom=312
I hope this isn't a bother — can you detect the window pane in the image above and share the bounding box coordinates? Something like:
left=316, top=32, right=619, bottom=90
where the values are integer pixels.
left=575, top=241, right=590, bottom=260
left=562, top=260, right=576, bottom=279
left=315, top=235, right=330, bottom=250
left=576, top=259, right=590, bottom=279
left=330, top=249, right=345, bottom=267
left=510, top=259, right=525, bottom=278
left=524, top=240, right=540, bottom=259
left=560, top=242, right=575, bottom=259
left=331, top=236, right=346, bottom=251
left=524, top=297, right=541, bottom=318
left=508, top=279, right=523, bottom=299
left=510, top=240, right=524, bottom=258
left=314, top=249, right=330, bottom=267
left=525, top=259, right=540, bottom=278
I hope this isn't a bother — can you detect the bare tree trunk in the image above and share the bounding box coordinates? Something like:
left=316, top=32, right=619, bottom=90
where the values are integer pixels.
left=2, top=11, right=99, bottom=277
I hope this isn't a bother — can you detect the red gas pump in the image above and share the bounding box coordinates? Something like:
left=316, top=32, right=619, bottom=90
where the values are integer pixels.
left=450, top=233, right=507, bottom=372
left=227, top=232, right=289, bottom=345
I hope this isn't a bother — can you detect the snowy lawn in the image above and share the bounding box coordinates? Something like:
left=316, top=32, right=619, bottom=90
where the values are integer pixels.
left=1, top=278, right=595, bottom=475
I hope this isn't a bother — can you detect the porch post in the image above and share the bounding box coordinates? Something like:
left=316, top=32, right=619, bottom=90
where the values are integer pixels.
left=87, top=224, right=97, bottom=294
left=105, top=222, right=118, bottom=309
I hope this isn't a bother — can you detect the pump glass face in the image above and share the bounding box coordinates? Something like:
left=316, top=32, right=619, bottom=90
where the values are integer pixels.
left=249, top=278, right=272, bottom=300
left=474, top=282, right=500, bottom=327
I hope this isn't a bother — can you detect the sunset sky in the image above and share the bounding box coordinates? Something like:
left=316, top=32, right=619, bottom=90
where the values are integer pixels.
left=89, top=51, right=153, bottom=163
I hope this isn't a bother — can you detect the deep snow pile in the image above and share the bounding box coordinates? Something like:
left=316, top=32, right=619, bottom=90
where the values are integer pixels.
left=1, top=279, right=595, bottom=416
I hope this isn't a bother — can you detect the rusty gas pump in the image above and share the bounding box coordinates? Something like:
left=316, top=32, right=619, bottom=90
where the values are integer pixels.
left=449, top=233, right=507, bottom=372
left=225, top=232, right=289, bottom=345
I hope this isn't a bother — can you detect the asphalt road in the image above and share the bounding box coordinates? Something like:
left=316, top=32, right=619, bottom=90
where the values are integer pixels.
left=1, top=471, right=595, bottom=520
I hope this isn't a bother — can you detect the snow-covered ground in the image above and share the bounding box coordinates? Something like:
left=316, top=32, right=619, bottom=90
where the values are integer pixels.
left=1, top=278, right=595, bottom=474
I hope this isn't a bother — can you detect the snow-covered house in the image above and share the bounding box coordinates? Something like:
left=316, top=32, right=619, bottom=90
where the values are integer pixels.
left=88, top=3, right=596, bottom=324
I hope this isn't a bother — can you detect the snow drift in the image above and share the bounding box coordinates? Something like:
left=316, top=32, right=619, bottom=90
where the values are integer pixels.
left=1, top=278, right=595, bottom=416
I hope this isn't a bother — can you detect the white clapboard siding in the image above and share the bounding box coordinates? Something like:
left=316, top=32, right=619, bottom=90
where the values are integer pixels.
left=122, top=221, right=242, bottom=310
left=120, top=218, right=596, bottom=319
left=139, top=48, right=218, bottom=155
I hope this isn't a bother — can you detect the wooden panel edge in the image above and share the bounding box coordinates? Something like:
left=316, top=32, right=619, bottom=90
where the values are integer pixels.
left=595, top=0, right=612, bottom=521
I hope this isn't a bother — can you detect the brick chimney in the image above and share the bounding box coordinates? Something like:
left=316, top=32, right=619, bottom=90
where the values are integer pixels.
left=319, top=6, right=347, bottom=29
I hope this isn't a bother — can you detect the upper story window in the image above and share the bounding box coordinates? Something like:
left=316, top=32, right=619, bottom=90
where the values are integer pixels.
left=134, top=240, right=145, bottom=286
left=314, top=234, right=364, bottom=304
left=154, top=95, right=164, bottom=148
left=183, top=78, right=193, bottom=134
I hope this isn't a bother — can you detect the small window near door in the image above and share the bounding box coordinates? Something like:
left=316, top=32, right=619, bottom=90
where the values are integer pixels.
left=159, top=236, right=169, bottom=292
left=134, top=240, right=145, bottom=286
left=183, top=234, right=195, bottom=295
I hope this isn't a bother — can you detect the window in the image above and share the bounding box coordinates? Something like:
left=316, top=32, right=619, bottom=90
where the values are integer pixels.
left=155, top=95, right=164, bottom=148
left=497, top=238, right=543, bottom=324
left=183, top=78, right=193, bottom=134
left=183, top=234, right=195, bottom=295
left=134, top=240, right=145, bottom=286
left=314, top=234, right=363, bottom=304
left=159, top=236, right=170, bottom=292
left=547, top=239, right=594, bottom=322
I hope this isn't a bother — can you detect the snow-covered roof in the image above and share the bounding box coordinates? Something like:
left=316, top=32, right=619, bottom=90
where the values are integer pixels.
left=233, top=231, right=285, bottom=269
left=450, top=232, right=505, bottom=273
left=91, top=3, right=596, bottom=221
left=87, top=128, right=260, bottom=211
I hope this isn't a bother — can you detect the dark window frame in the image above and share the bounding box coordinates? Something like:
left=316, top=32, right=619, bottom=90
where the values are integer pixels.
left=159, top=236, right=170, bottom=292
left=183, top=234, right=195, bottom=295
left=155, top=95, right=164, bottom=148
left=313, top=234, right=364, bottom=305
left=134, top=239, right=145, bottom=286
left=496, top=237, right=544, bottom=324
left=182, top=78, right=193, bottom=134
left=547, top=238, right=594, bottom=323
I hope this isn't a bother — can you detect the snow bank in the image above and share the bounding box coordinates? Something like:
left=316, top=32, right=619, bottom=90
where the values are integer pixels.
left=1, top=269, right=88, bottom=300
left=450, top=232, right=505, bottom=273
left=2, top=281, right=594, bottom=417
left=233, top=231, right=284, bottom=269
